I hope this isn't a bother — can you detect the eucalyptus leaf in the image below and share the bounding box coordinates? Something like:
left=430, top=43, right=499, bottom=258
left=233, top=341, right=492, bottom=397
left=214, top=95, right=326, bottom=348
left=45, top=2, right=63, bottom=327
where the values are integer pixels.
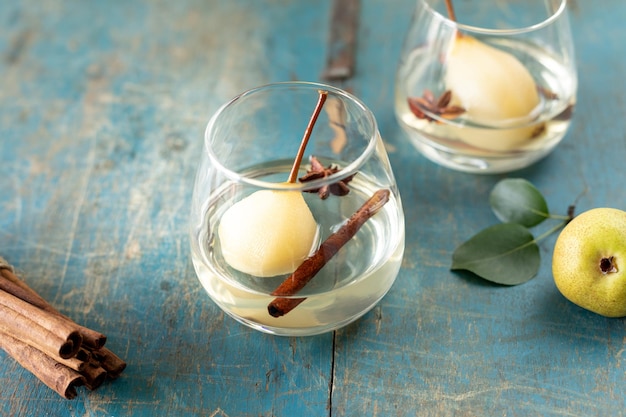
left=451, top=223, right=540, bottom=285
left=489, top=178, right=549, bottom=227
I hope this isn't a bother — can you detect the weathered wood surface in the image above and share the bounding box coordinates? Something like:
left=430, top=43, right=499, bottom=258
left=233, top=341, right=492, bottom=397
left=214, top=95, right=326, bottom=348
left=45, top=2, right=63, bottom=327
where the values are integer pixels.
left=1, top=0, right=625, bottom=416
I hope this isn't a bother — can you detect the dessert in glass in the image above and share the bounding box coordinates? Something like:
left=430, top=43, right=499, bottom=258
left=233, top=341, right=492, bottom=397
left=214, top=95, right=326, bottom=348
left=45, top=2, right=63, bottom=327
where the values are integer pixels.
left=190, top=82, right=405, bottom=336
left=395, top=0, right=576, bottom=173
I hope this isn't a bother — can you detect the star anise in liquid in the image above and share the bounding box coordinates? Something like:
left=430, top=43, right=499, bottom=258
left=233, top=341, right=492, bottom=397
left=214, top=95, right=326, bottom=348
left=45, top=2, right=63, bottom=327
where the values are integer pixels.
left=407, top=89, right=465, bottom=122
left=299, top=156, right=355, bottom=200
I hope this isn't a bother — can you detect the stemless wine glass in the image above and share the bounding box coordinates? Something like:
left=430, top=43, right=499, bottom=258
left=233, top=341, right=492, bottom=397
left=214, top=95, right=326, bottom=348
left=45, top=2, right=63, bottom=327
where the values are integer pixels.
left=190, top=82, right=405, bottom=336
left=395, top=0, right=576, bottom=173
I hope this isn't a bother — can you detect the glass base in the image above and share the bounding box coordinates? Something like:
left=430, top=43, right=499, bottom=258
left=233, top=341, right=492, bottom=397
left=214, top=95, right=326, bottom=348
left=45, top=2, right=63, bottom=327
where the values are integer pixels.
left=405, top=131, right=558, bottom=174
left=223, top=305, right=378, bottom=337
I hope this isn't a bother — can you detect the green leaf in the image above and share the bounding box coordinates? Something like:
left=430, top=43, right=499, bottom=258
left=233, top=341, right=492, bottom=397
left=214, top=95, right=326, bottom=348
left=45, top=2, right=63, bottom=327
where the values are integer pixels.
left=451, top=223, right=540, bottom=285
left=489, top=178, right=549, bottom=227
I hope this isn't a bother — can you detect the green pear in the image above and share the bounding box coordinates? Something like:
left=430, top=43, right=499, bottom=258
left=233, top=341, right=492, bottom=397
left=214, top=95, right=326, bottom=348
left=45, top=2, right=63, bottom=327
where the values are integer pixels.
left=444, top=36, right=542, bottom=151
left=218, top=189, right=318, bottom=277
left=552, top=208, right=626, bottom=317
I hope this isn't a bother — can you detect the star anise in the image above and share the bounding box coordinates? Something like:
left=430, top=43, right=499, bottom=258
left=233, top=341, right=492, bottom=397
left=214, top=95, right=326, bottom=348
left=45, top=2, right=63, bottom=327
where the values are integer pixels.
left=537, top=85, right=559, bottom=100
left=407, top=89, right=465, bottom=122
left=299, top=156, right=355, bottom=199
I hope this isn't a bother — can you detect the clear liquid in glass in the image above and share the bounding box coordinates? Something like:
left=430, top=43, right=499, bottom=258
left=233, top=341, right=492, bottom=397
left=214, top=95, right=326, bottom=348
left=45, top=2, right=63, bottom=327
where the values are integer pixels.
left=191, top=161, right=405, bottom=336
left=395, top=38, right=576, bottom=173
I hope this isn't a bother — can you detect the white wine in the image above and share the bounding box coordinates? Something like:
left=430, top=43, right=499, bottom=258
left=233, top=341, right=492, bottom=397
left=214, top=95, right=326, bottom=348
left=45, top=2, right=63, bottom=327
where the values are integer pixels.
left=191, top=161, right=405, bottom=336
left=395, top=38, right=576, bottom=172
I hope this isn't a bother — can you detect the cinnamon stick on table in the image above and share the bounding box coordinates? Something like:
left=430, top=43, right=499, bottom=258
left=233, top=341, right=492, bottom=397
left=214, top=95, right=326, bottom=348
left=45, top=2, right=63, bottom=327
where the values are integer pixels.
left=0, top=268, right=106, bottom=349
left=0, top=289, right=84, bottom=357
left=0, top=331, right=85, bottom=399
left=0, top=303, right=81, bottom=360
left=90, top=346, right=127, bottom=378
left=0, top=257, right=127, bottom=398
left=267, top=188, right=391, bottom=317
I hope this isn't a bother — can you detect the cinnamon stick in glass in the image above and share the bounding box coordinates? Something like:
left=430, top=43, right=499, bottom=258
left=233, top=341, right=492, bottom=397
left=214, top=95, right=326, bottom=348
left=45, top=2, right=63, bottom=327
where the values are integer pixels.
left=0, top=331, right=85, bottom=399
left=267, top=189, right=391, bottom=317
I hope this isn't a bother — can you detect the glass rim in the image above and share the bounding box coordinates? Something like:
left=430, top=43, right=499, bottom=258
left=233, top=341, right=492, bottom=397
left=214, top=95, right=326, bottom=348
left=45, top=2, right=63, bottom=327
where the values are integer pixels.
left=204, top=81, right=380, bottom=191
left=421, top=0, right=568, bottom=35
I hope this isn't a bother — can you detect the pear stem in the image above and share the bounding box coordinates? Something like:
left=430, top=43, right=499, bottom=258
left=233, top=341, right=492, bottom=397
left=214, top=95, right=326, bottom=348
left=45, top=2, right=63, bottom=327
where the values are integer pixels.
left=444, top=0, right=465, bottom=39
left=547, top=205, right=576, bottom=222
left=444, top=0, right=457, bottom=22
left=526, top=207, right=575, bottom=247
left=548, top=213, right=573, bottom=221
left=287, top=90, right=329, bottom=183
left=532, top=220, right=568, bottom=244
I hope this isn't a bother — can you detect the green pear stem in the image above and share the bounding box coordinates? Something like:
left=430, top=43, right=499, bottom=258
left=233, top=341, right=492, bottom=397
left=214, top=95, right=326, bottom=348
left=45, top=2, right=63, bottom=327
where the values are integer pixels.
left=549, top=213, right=574, bottom=221
left=534, top=206, right=576, bottom=243
left=532, top=220, right=570, bottom=245
left=500, top=220, right=569, bottom=258
left=546, top=205, right=576, bottom=223
left=287, top=90, right=329, bottom=183
left=515, top=206, right=576, bottom=251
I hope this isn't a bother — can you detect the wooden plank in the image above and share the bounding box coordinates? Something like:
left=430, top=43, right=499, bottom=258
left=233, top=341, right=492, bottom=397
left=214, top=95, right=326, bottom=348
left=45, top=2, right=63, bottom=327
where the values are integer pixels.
left=332, top=0, right=626, bottom=416
left=0, top=1, right=333, bottom=416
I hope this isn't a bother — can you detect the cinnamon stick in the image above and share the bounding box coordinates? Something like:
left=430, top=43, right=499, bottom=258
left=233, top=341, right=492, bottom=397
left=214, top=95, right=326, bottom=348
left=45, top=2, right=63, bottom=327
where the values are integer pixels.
left=76, top=347, right=92, bottom=362
left=0, top=303, right=80, bottom=359
left=0, top=258, right=126, bottom=398
left=0, top=266, right=50, bottom=307
left=90, top=346, right=127, bottom=378
left=0, top=268, right=106, bottom=348
left=81, top=363, right=107, bottom=391
left=56, top=354, right=90, bottom=373
left=0, top=331, right=85, bottom=399
left=267, top=188, right=391, bottom=317
left=0, top=289, right=84, bottom=356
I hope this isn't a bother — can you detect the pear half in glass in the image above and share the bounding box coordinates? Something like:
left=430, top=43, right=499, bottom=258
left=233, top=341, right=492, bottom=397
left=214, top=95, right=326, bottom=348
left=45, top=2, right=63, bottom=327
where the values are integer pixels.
left=444, top=35, right=542, bottom=151
left=218, top=187, right=318, bottom=277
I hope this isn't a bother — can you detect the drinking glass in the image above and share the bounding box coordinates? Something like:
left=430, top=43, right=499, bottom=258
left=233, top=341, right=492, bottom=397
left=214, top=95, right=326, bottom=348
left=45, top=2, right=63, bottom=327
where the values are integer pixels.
left=395, top=0, right=576, bottom=173
left=190, top=82, right=405, bottom=336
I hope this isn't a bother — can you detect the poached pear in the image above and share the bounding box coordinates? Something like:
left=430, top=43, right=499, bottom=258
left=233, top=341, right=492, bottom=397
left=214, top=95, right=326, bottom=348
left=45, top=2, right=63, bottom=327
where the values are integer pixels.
left=218, top=189, right=318, bottom=277
left=444, top=35, right=542, bottom=151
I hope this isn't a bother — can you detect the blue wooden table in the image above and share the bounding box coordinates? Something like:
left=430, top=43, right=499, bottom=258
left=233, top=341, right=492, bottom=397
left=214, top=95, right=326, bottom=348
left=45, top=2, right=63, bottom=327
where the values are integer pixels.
left=1, top=1, right=625, bottom=416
